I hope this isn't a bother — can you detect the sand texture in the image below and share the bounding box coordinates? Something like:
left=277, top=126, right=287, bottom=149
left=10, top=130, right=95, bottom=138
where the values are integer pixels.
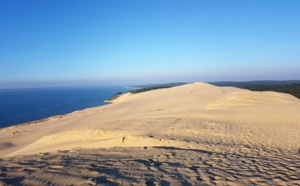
left=0, top=82, right=300, bottom=185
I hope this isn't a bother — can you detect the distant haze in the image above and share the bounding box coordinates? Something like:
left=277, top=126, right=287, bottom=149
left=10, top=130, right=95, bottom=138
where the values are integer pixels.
left=0, top=0, right=299, bottom=89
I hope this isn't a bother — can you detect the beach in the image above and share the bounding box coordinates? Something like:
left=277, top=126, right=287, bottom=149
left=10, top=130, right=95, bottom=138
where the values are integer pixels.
left=0, top=82, right=299, bottom=185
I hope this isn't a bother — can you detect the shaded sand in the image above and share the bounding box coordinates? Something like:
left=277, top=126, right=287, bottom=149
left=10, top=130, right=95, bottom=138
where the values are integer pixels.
left=1, top=147, right=299, bottom=185
left=1, top=82, right=300, bottom=185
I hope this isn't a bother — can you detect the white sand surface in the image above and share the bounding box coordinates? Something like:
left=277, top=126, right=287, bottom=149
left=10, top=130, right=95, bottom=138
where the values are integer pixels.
left=0, top=82, right=299, bottom=185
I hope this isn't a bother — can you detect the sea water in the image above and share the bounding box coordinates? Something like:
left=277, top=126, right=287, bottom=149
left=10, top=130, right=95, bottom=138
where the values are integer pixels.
left=0, top=86, right=129, bottom=128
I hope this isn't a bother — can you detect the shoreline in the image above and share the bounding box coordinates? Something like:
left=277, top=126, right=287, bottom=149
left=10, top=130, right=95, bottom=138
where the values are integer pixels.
left=0, top=86, right=126, bottom=130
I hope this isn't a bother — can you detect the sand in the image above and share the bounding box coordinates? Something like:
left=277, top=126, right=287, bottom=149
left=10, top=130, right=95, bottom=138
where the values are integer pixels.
left=0, top=82, right=299, bottom=185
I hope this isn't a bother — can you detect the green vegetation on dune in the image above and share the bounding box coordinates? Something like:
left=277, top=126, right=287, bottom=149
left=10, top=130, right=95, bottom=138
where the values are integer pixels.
left=211, top=81, right=300, bottom=99
left=133, top=82, right=187, bottom=89
left=130, top=82, right=187, bottom=93
left=106, top=92, right=122, bottom=102
left=243, top=84, right=300, bottom=99
left=107, top=83, right=187, bottom=102
left=130, top=86, right=172, bottom=94
left=107, top=81, right=300, bottom=102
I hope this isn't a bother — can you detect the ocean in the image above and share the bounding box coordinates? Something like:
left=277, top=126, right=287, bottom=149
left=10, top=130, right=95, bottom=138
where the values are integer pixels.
left=0, top=86, right=130, bottom=129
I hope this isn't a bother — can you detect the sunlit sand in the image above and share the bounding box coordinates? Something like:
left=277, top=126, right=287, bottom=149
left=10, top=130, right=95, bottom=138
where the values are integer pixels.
left=1, top=82, right=299, bottom=185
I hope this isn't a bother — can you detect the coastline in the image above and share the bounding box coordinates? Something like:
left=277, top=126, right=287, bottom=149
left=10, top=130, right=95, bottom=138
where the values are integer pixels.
left=0, top=86, right=128, bottom=129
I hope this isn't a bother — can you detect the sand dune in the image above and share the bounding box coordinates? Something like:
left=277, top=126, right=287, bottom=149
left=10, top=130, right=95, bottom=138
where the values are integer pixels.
left=8, top=130, right=197, bottom=157
left=1, top=82, right=299, bottom=185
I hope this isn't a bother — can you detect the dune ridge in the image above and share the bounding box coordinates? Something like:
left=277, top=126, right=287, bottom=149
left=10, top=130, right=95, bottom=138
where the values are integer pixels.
left=8, top=130, right=198, bottom=157
left=1, top=82, right=299, bottom=185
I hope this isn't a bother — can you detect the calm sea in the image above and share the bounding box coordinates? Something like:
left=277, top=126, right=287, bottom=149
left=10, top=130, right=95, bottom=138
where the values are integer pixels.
left=0, top=86, right=130, bottom=128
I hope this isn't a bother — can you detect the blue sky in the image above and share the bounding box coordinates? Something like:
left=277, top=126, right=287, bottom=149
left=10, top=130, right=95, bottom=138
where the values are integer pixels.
left=0, top=0, right=300, bottom=88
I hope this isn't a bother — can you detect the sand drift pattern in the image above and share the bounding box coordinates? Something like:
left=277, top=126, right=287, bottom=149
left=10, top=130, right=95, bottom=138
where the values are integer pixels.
left=1, top=147, right=299, bottom=185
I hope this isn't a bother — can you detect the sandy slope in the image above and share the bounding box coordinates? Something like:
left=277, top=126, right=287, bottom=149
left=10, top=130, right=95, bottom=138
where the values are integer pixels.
left=0, top=82, right=299, bottom=185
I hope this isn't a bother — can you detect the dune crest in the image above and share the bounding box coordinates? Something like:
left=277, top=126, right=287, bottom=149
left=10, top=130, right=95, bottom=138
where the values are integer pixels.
left=1, top=82, right=300, bottom=185
left=206, top=90, right=294, bottom=110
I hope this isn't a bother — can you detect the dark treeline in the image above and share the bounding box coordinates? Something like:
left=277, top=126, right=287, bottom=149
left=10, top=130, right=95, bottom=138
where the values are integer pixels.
left=107, top=83, right=187, bottom=101
left=210, top=81, right=300, bottom=99
left=129, top=82, right=187, bottom=93
left=133, top=82, right=187, bottom=89
left=107, top=92, right=123, bottom=101
left=130, top=86, right=172, bottom=93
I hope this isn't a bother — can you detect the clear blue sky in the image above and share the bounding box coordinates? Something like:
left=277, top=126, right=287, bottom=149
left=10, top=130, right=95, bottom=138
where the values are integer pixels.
left=0, top=0, right=299, bottom=88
